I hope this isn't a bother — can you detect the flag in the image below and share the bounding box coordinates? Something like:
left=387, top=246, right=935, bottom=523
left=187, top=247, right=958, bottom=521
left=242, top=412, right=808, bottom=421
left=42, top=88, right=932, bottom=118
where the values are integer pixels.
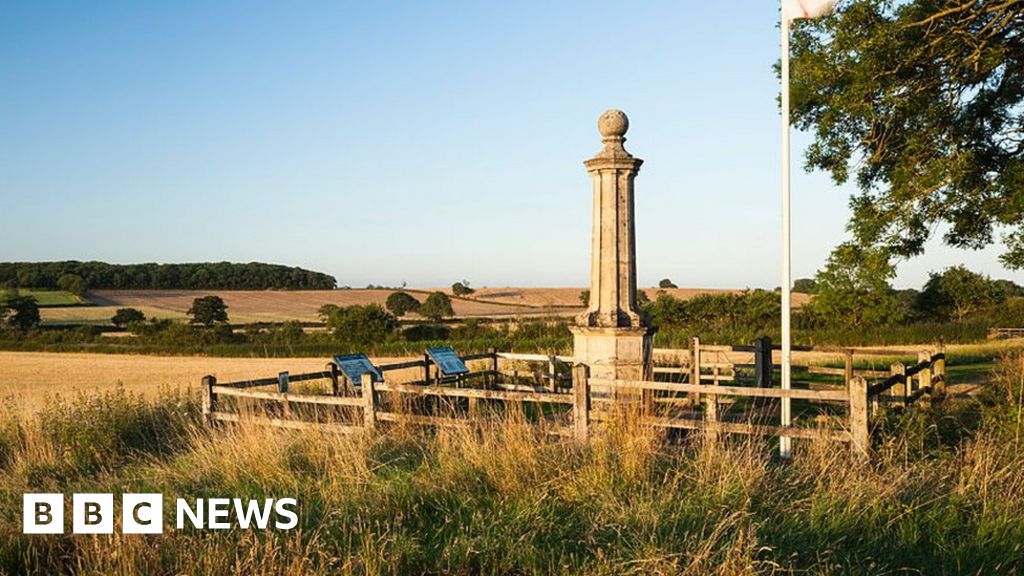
left=783, top=0, right=838, bottom=20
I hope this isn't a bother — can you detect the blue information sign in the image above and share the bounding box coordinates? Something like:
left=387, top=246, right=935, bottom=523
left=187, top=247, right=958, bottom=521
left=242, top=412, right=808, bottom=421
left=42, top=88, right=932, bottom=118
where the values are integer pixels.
left=333, top=353, right=382, bottom=386
left=426, top=347, right=470, bottom=376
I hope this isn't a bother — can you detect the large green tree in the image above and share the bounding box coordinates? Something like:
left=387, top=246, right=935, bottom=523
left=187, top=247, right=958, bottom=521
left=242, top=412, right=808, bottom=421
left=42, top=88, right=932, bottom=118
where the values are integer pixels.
left=2, top=295, right=41, bottom=332
left=187, top=296, right=229, bottom=327
left=811, top=243, right=902, bottom=326
left=111, top=307, right=146, bottom=328
left=790, top=0, right=1024, bottom=266
left=420, top=292, right=454, bottom=322
left=915, top=265, right=1006, bottom=319
left=386, top=291, right=421, bottom=317
left=56, top=273, right=87, bottom=296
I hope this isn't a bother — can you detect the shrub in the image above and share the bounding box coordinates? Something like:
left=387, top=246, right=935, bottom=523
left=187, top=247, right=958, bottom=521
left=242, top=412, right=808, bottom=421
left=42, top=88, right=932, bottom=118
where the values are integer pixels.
left=421, top=292, right=454, bottom=322
left=326, top=304, right=398, bottom=344
left=386, top=291, right=421, bottom=317
left=111, top=307, right=146, bottom=328
left=452, top=281, right=475, bottom=296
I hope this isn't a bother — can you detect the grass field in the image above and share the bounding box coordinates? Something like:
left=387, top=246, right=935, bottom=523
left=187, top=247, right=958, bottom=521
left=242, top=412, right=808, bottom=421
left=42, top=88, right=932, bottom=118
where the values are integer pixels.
left=1, top=339, right=1014, bottom=414
left=0, top=351, right=423, bottom=414
left=15, top=290, right=84, bottom=307
left=0, top=352, right=1021, bottom=574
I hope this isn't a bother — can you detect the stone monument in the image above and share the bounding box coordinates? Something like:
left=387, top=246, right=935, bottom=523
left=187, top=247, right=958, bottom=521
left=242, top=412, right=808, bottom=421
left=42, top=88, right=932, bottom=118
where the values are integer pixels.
left=570, top=109, right=653, bottom=381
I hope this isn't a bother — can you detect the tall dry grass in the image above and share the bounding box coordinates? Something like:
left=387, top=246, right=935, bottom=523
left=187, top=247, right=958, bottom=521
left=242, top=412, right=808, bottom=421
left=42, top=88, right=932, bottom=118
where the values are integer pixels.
left=1, top=359, right=1023, bottom=575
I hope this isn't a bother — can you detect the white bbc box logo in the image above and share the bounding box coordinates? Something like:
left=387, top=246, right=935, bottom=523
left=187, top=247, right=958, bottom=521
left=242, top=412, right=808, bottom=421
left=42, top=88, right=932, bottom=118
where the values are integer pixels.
left=123, top=494, right=162, bottom=534
left=23, top=494, right=64, bottom=534
left=23, top=493, right=164, bottom=534
left=73, top=493, right=114, bottom=534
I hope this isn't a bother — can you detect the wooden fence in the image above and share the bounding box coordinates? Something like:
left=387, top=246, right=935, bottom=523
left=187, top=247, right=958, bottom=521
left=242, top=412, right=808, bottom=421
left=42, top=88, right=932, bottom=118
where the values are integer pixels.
left=202, top=345, right=947, bottom=456
left=989, top=327, right=1024, bottom=340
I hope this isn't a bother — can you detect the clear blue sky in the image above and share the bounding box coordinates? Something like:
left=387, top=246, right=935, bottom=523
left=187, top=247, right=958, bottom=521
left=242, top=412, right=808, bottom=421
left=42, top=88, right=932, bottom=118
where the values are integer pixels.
left=1, top=1, right=1019, bottom=289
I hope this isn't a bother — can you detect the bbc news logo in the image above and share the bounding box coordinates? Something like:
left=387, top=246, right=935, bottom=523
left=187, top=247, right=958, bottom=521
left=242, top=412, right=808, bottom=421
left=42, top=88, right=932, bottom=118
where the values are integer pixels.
left=23, top=494, right=298, bottom=534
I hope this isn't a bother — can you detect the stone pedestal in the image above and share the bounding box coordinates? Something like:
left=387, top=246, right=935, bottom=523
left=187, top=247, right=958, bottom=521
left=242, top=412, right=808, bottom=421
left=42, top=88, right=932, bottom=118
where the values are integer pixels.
left=570, top=326, right=652, bottom=382
left=573, top=109, right=653, bottom=380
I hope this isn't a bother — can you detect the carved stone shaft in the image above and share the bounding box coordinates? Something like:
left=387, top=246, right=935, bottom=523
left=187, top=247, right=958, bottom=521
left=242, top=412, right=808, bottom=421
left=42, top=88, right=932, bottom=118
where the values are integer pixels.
left=579, top=109, right=645, bottom=329
left=571, top=109, right=653, bottom=384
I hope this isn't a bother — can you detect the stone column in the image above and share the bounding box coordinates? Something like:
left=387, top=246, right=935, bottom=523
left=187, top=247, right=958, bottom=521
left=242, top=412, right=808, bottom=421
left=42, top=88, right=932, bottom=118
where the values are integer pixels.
left=570, top=110, right=653, bottom=382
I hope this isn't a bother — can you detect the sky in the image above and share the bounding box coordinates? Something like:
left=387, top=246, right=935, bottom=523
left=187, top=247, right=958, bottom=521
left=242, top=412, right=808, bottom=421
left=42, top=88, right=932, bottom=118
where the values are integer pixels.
left=1, top=0, right=1020, bottom=290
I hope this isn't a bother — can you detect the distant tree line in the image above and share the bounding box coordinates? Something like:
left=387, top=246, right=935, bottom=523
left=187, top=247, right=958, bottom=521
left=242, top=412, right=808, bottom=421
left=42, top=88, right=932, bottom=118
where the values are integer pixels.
left=0, top=261, right=337, bottom=291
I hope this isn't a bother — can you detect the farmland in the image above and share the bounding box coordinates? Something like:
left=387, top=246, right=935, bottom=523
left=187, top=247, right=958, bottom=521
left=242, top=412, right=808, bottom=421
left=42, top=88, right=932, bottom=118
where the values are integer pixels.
left=0, top=351, right=1022, bottom=574
left=36, top=287, right=805, bottom=325
left=0, top=351, right=423, bottom=413
left=15, top=289, right=85, bottom=307
left=0, top=338, right=1012, bottom=414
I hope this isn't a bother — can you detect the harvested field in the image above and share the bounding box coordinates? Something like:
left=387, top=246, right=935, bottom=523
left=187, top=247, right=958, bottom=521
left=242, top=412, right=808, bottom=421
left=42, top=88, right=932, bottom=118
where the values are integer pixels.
left=59, top=287, right=807, bottom=325
left=81, top=289, right=578, bottom=324
left=463, top=286, right=805, bottom=308
left=0, top=351, right=417, bottom=413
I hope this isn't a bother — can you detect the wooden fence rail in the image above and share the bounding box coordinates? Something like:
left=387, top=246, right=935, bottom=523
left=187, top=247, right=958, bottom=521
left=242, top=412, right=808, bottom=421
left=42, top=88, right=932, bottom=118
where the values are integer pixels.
left=202, top=344, right=947, bottom=458
left=989, top=327, right=1024, bottom=340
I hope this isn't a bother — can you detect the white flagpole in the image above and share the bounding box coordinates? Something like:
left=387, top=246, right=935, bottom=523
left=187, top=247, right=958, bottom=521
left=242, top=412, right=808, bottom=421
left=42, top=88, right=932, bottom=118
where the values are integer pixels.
left=780, top=12, right=793, bottom=459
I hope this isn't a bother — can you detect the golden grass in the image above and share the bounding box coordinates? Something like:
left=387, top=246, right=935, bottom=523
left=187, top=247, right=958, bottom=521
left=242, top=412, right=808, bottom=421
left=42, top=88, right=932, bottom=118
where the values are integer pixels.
left=0, top=351, right=418, bottom=413
left=1, top=353, right=1023, bottom=573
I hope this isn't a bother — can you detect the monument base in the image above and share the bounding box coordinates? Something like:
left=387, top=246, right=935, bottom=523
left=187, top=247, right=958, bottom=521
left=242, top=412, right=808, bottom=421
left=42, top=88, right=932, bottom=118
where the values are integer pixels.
left=570, top=326, right=653, bottom=382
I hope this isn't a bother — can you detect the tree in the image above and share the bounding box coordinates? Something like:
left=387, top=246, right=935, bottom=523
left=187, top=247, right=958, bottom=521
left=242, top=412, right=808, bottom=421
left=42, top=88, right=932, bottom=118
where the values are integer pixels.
left=111, top=307, right=145, bottom=328
left=317, top=304, right=340, bottom=323
left=915, top=265, right=1005, bottom=320
left=579, top=289, right=590, bottom=307
left=386, top=291, right=421, bottom=317
left=56, top=273, right=87, bottom=296
left=187, top=295, right=229, bottom=327
left=2, top=295, right=40, bottom=332
left=420, top=291, right=454, bottom=322
left=325, top=304, right=397, bottom=344
left=811, top=243, right=902, bottom=327
left=452, top=281, right=475, bottom=296
left=658, top=278, right=678, bottom=289
left=637, top=289, right=651, bottom=306
left=792, top=278, right=817, bottom=294
left=790, top=1, right=1024, bottom=267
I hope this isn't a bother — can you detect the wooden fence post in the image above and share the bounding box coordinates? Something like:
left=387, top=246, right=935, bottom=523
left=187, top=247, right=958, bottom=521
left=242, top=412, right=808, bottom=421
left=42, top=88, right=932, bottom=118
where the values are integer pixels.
left=933, top=342, right=946, bottom=399
left=488, top=347, right=498, bottom=386
left=890, top=363, right=907, bottom=405
left=278, top=372, right=291, bottom=417
left=573, top=364, right=590, bottom=442
left=548, top=355, right=558, bottom=392
left=328, top=362, right=340, bottom=396
left=705, top=362, right=719, bottom=442
left=918, top=350, right=932, bottom=405
left=848, top=376, right=869, bottom=457
left=844, top=349, right=854, bottom=389
left=690, top=337, right=702, bottom=405
left=362, top=372, right=377, bottom=431
left=202, top=375, right=217, bottom=425
left=423, top=354, right=431, bottom=385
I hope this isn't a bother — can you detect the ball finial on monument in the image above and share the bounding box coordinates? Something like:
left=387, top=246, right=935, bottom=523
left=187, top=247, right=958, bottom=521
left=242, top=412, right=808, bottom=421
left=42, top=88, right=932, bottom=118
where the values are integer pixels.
left=598, top=109, right=628, bottom=138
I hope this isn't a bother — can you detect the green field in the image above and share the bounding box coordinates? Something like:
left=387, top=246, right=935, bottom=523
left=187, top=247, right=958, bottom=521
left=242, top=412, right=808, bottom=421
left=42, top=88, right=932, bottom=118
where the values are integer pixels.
left=14, top=289, right=86, bottom=307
